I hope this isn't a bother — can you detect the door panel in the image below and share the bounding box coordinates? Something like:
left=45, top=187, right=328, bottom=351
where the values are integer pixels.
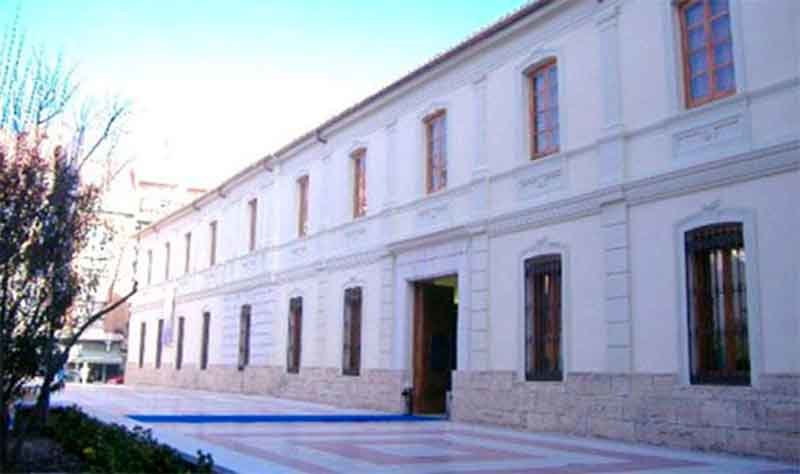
left=413, top=283, right=457, bottom=414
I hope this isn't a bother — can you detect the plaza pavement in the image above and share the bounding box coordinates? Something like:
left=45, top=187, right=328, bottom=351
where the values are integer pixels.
left=55, top=384, right=797, bottom=474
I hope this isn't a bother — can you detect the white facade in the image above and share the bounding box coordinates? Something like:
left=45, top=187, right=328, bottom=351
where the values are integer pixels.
left=128, top=0, right=799, bottom=460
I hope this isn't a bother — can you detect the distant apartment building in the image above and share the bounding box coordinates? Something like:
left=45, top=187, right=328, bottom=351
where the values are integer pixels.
left=126, top=0, right=799, bottom=461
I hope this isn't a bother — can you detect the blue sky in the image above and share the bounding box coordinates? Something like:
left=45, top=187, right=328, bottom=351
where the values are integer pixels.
left=4, top=1, right=526, bottom=187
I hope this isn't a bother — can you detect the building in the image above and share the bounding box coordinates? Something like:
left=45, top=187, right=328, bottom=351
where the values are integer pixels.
left=126, top=0, right=799, bottom=461
left=66, top=321, right=125, bottom=383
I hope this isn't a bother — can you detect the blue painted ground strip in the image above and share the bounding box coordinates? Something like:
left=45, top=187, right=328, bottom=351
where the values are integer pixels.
left=127, top=414, right=446, bottom=424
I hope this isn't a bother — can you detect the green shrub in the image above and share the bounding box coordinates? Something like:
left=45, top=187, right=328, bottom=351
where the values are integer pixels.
left=39, top=406, right=214, bottom=473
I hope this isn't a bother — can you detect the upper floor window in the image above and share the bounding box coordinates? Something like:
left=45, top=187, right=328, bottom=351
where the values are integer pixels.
left=248, top=198, right=258, bottom=252
left=184, top=232, right=191, bottom=273
left=524, top=254, right=562, bottom=381
left=297, top=175, right=309, bottom=237
left=351, top=149, right=367, bottom=218
left=164, top=242, right=171, bottom=281
left=685, top=222, right=749, bottom=385
left=209, top=221, right=218, bottom=266
left=679, top=0, right=735, bottom=108
left=527, top=59, right=559, bottom=159
left=425, top=110, right=447, bottom=193
left=342, top=287, right=363, bottom=376
left=146, top=250, right=153, bottom=285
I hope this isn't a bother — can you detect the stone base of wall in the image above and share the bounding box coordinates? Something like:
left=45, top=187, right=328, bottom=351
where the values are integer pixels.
left=125, top=363, right=406, bottom=413
left=452, top=371, right=800, bottom=462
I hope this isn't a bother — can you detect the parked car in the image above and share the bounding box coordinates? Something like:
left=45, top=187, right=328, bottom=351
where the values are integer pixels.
left=107, top=375, right=124, bottom=385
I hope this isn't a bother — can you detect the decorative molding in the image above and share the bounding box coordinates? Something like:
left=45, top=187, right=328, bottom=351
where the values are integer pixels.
left=416, top=202, right=451, bottom=231
left=515, top=155, right=567, bottom=201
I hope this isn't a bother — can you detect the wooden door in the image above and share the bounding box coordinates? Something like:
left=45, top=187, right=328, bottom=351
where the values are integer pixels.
left=413, top=283, right=457, bottom=414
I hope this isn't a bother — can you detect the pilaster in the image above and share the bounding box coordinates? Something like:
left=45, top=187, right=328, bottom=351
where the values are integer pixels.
left=379, top=256, right=395, bottom=369
left=468, top=231, right=490, bottom=370
left=595, top=3, right=626, bottom=186
left=602, top=200, right=632, bottom=372
left=314, top=274, right=328, bottom=367
left=383, top=120, right=397, bottom=211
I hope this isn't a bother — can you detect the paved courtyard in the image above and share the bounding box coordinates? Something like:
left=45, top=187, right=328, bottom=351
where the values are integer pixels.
left=56, top=384, right=797, bottom=474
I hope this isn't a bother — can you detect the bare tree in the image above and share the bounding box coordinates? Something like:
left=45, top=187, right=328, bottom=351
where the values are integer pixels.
left=0, top=16, right=136, bottom=468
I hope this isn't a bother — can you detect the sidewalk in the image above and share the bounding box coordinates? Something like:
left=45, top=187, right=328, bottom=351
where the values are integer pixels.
left=55, top=384, right=798, bottom=474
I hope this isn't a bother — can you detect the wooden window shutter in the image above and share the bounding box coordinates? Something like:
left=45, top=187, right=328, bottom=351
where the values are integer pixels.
left=200, top=312, right=210, bottom=370
left=343, top=287, right=362, bottom=375
left=156, top=319, right=164, bottom=369
left=287, top=297, right=302, bottom=373
left=297, top=176, right=309, bottom=237
left=528, top=59, right=559, bottom=159
left=248, top=199, right=258, bottom=252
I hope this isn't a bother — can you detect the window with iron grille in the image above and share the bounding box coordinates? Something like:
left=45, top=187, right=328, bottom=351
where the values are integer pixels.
left=287, top=297, right=302, bottom=373
left=200, top=312, right=210, bottom=370
left=155, top=319, right=164, bottom=369
left=342, top=287, right=363, bottom=376
left=527, top=59, right=559, bottom=159
left=352, top=149, right=367, bottom=218
left=679, top=0, right=735, bottom=108
left=685, top=222, right=749, bottom=385
left=524, top=254, right=563, bottom=381
left=175, top=316, right=185, bottom=370
left=238, top=305, right=251, bottom=370
left=425, top=110, right=447, bottom=193
left=138, top=322, right=146, bottom=368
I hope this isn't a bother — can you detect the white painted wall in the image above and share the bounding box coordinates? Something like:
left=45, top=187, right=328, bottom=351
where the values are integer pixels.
left=129, top=0, right=799, bottom=381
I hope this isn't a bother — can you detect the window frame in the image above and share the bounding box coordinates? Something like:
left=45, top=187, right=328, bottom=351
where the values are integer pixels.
left=238, top=305, right=251, bottom=370
left=155, top=319, right=164, bottom=369
left=200, top=311, right=210, bottom=370
left=424, top=109, right=447, bottom=194
left=138, top=322, right=146, bottom=368
left=351, top=149, right=367, bottom=219
left=175, top=316, right=185, bottom=370
left=678, top=0, right=736, bottom=109
left=164, top=242, right=171, bottom=281
left=524, top=254, right=563, bottom=382
left=526, top=58, right=560, bottom=160
left=184, top=232, right=192, bottom=274
left=297, top=176, right=309, bottom=238
left=342, top=287, right=363, bottom=376
left=287, top=297, right=303, bottom=374
left=684, top=222, right=750, bottom=386
left=209, top=221, right=218, bottom=266
left=248, top=198, right=258, bottom=252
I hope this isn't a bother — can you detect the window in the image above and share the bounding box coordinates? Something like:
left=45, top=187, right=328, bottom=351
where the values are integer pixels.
left=679, top=0, right=735, bottom=108
left=425, top=110, right=447, bottom=193
left=138, top=322, right=146, bottom=368
left=351, top=149, right=367, bottom=218
left=175, top=316, right=185, bottom=370
left=184, top=232, right=191, bottom=274
left=685, top=223, right=749, bottom=385
left=146, top=250, right=153, bottom=285
left=209, top=221, right=217, bottom=266
left=527, top=59, right=559, bottom=159
left=155, top=319, right=164, bottom=369
left=287, top=297, right=302, bottom=373
left=164, top=242, right=171, bottom=281
left=238, top=305, right=251, bottom=370
left=297, top=176, right=309, bottom=237
left=200, top=312, right=210, bottom=370
left=248, top=198, right=258, bottom=252
left=524, top=254, right=562, bottom=381
left=342, top=287, right=363, bottom=376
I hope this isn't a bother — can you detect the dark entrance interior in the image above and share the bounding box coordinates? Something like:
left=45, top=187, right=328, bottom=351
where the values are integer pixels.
left=412, top=276, right=458, bottom=414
